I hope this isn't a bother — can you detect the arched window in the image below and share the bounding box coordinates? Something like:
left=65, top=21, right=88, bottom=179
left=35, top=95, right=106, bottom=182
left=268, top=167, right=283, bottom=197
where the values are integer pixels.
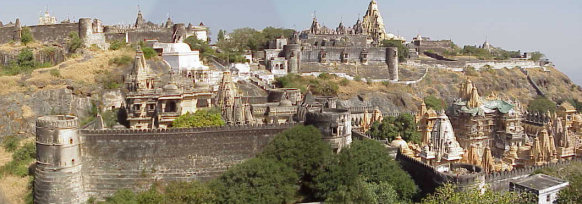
left=69, top=138, right=73, bottom=144
left=165, top=101, right=177, bottom=112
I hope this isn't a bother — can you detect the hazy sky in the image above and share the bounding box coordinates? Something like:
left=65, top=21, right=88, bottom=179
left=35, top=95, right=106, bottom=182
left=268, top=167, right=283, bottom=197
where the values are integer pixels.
left=1, top=0, right=581, bottom=84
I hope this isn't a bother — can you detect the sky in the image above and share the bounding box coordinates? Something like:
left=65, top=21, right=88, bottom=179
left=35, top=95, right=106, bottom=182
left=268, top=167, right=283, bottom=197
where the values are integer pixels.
left=1, top=0, right=581, bottom=84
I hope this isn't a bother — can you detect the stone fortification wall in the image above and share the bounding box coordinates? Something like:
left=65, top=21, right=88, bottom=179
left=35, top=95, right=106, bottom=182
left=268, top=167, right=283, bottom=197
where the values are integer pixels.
left=28, top=23, right=79, bottom=44
left=127, top=30, right=173, bottom=43
left=78, top=123, right=295, bottom=198
left=0, top=46, right=66, bottom=66
left=301, top=47, right=387, bottom=63
left=302, top=34, right=369, bottom=47
left=0, top=25, right=18, bottom=44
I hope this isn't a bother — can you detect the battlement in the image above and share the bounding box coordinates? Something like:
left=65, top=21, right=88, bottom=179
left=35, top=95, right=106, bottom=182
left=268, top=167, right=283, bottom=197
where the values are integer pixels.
left=36, top=115, right=79, bottom=129
left=80, top=122, right=296, bottom=135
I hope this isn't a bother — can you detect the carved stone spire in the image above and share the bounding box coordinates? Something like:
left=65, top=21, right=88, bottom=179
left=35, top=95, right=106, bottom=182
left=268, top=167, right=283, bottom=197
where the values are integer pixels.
left=135, top=9, right=145, bottom=28
left=361, top=0, right=387, bottom=41
left=482, top=147, right=495, bottom=173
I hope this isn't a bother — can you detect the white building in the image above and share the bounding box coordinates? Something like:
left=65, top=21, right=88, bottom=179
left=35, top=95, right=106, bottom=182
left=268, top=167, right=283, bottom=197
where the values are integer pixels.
left=153, top=42, right=209, bottom=80
left=39, top=11, right=57, bottom=25
left=230, top=63, right=251, bottom=82
left=510, top=174, right=569, bottom=204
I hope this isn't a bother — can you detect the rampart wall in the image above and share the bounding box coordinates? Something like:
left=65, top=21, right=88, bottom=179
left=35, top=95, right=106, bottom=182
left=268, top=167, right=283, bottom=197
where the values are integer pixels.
left=0, top=26, right=17, bottom=44
left=29, top=23, right=79, bottom=44
left=78, top=123, right=295, bottom=198
left=127, top=30, right=173, bottom=43
left=301, top=47, right=387, bottom=63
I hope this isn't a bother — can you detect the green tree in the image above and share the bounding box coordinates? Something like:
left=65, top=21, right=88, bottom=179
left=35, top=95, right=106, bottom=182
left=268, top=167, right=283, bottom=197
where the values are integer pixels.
left=259, top=125, right=333, bottom=197
left=381, top=39, right=409, bottom=62
left=172, top=109, right=225, bottom=128
left=164, top=181, right=216, bottom=204
left=211, top=158, right=299, bottom=204
left=527, top=96, right=556, bottom=113
left=529, top=51, right=544, bottom=61
left=67, top=31, right=83, bottom=53
left=17, top=48, right=35, bottom=68
left=421, top=184, right=534, bottom=204
left=367, top=113, right=421, bottom=144
left=262, top=27, right=295, bottom=43
left=424, top=95, right=447, bottom=111
left=217, top=29, right=226, bottom=42
left=314, top=140, right=417, bottom=202
left=20, top=27, right=33, bottom=46
left=141, top=47, right=157, bottom=59
left=184, top=35, right=215, bottom=60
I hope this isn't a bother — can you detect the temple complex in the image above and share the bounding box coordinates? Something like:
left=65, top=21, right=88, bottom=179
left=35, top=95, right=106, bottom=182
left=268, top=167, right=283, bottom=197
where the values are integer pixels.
left=393, top=79, right=582, bottom=173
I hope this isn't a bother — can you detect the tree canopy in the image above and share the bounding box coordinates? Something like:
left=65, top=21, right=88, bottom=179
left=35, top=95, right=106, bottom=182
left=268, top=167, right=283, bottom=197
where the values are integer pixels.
left=184, top=35, right=215, bottom=60
left=172, top=109, right=225, bottom=128
left=211, top=158, right=299, bottom=204
left=527, top=96, right=556, bottom=113
left=313, top=139, right=418, bottom=202
left=367, top=113, right=421, bottom=144
left=424, top=95, right=447, bottom=111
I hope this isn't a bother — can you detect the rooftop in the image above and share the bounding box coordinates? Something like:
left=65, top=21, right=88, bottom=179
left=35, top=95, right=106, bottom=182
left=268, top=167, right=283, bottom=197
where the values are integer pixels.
left=512, top=174, right=569, bottom=192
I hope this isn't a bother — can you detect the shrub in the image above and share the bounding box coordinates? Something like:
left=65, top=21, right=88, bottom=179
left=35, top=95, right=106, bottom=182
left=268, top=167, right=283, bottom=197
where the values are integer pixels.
left=1, top=135, right=20, bottom=152
left=50, top=69, right=61, bottom=78
left=109, top=55, right=132, bottom=66
left=318, top=72, right=331, bottom=80
left=0, top=142, right=36, bottom=177
left=20, top=27, right=33, bottom=45
left=340, top=78, right=350, bottom=86
left=67, top=31, right=83, bottom=53
left=172, top=109, right=225, bottom=128
left=463, top=66, right=479, bottom=76
left=354, top=75, right=362, bottom=82
left=527, top=96, right=556, bottom=113
left=109, top=40, right=127, bottom=50
left=142, top=47, right=157, bottom=59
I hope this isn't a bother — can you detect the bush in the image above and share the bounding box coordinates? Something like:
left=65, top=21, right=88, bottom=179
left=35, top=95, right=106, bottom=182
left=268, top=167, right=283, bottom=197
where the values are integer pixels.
left=424, top=95, right=447, bottom=110
left=67, top=31, right=83, bottom=53
left=318, top=72, right=331, bottom=80
left=20, top=27, right=33, bottom=46
left=172, top=109, right=225, bottom=128
left=354, top=75, right=362, bottom=82
left=275, top=74, right=339, bottom=96
left=50, top=69, right=61, bottom=78
left=109, top=55, right=132, bottom=66
left=463, top=66, right=479, bottom=76
left=109, top=40, right=127, bottom=51
left=367, top=113, right=421, bottom=144
left=0, top=142, right=36, bottom=177
left=527, top=96, right=556, bottom=113
left=340, top=78, right=350, bottom=86
left=142, top=47, right=157, bottom=59
left=1, top=135, right=20, bottom=152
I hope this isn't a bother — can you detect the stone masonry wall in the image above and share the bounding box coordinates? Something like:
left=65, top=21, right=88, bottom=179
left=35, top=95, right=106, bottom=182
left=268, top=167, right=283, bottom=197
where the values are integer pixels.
left=79, top=123, right=295, bottom=199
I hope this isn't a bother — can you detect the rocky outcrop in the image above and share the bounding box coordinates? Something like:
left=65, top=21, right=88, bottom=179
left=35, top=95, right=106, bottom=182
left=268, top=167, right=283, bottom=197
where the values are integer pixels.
left=0, top=88, right=92, bottom=137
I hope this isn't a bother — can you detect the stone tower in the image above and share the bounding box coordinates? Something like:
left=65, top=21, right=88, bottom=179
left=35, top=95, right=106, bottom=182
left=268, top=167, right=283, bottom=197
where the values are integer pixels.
left=387, top=47, right=399, bottom=81
left=34, top=115, right=85, bottom=203
left=284, top=43, right=301, bottom=74
left=362, top=0, right=387, bottom=41
left=305, top=108, right=352, bottom=152
left=13, top=18, right=22, bottom=41
left=78, top=18, right=92, bottom=40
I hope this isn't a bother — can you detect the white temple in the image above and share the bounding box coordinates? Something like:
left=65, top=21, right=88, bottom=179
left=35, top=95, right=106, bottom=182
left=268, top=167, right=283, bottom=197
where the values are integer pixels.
left=39, top=10, right=57, bottom=25
left=421, top=112, right=464, bottom=164
left=153, top=42, right=209, bottom=80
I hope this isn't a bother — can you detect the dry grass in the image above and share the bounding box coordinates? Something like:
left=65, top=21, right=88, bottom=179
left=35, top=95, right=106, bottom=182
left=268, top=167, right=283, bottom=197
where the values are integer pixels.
left=0, top=137, right=35, bottom=204
left=0, top=49, right=135, bottom=95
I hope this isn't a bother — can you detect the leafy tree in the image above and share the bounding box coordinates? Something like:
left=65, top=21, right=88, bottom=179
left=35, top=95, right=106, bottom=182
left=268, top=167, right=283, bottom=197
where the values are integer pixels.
left=527, top=96, right=556, bottom=113
left=217, top=29, right=226, bottom=42
left=259, top=125, right=333, bottom=197
left=20, top=27, right=33, bottom=45
left=262, top=26, right=295, bottom=43
left=367, top=113, right=421, bottom=144
left=314, top=140, right=417, bottom=202
left=109, top=40, right=127, bottom=50
left=421, top=184, right=534, bottom=204
left=211, top=158, right=299, bottom=204
left=381, top=39, right=409, bottom=62
left=141, top=47, right=157, bottom=59
left=184, top=35, right=215, bottom=60
left=172, top=109, right=225, bottom=128
left=67, top=31, right=83, bottom=53
left=424, top=95, right=447, bottom=111
left=17, top=48, right=35, bottom=68
left=529, top=51, right=544, bottom=61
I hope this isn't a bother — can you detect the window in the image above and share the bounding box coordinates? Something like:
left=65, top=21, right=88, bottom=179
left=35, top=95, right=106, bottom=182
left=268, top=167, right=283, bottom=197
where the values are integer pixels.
left=165, top=101, right=177, bottom=112
left=547, top=194, right=551, bottom=202
left=134, top=104, right=141, bottom=111
left=149, top=104, right=155, bottom=110
left=72, top=159, right=75, bottom=165
left=69, top=138, right=73, bottom=144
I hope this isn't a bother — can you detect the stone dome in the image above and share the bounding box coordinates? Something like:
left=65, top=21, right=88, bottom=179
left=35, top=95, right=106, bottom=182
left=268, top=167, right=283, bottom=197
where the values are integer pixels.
left=279, top=99, right=292, bottom=107
left=163, top=83, right=179, bottom=93
left=390, top=136, right=408, bottom=149
left=165, top=43, right=192, bottom=53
